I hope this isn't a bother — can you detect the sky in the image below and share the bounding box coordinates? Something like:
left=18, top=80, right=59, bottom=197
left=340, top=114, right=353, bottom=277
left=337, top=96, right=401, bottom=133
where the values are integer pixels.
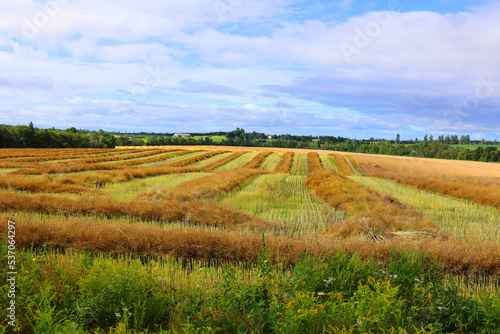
left=0, top=0, right=499, bottom=140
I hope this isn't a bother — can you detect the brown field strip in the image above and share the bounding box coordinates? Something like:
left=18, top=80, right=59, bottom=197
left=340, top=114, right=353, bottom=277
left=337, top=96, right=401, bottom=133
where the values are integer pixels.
left=276, top=152, right=294, bottom=173
left=0, top=191, right=270, bottom=228
left=305, top=169, right=438, bottom=239
left=352, top=153, right=500, bottom=178
left=353, top=155, right=500, bottom=209
left=138, top=168, right=272, bottom=201
left=3, top=213, right=500, bottom=274
left=331, top=153, right=355, bottom=176
left=116, top=150, right=189, bottom=166
left=8, top=150, right=175, bottom=175
left=4, top=149, right=141, bottom=162
left=307, top=152, right=324, bottom=173
left=0, top=174, right=97, bottom=194
left=0, top=148, right=118, bottom=159
left=201, top=151, right=246, bottom=170
left=164, top=150, right=227, bottom=167
left=243, top=151, right=273, bottom=169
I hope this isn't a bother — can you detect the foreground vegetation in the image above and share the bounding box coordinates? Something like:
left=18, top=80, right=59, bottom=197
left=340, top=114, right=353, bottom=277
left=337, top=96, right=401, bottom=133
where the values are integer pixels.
left=1, top=244, right=500, bottom=334
left=1, top=146, right=499, bottom=333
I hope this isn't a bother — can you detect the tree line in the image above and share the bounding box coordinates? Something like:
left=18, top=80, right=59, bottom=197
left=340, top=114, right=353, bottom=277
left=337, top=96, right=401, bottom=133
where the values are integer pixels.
left=1, top=124, right=498, bottom=163
left=0, top=123, right=119, bottom=148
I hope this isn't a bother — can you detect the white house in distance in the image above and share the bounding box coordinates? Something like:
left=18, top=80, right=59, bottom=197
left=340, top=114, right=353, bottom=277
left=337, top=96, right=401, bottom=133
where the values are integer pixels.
left=173, top=133, right=190, bottom=138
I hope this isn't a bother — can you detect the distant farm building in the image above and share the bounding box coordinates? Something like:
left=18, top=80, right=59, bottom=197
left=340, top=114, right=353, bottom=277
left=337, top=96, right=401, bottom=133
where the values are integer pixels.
left=173, top=133, right=190, bottom=138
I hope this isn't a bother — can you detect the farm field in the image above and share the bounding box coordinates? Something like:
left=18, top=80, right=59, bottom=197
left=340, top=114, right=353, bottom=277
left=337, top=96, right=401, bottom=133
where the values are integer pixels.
left=1, top=146, right=500, bottom=333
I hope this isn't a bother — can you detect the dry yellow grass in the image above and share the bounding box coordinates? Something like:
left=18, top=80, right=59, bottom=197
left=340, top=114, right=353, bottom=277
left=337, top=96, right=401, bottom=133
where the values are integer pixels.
left=351, top=153, right=500, bottom=178
left=352, top=154, right=500, bottom=209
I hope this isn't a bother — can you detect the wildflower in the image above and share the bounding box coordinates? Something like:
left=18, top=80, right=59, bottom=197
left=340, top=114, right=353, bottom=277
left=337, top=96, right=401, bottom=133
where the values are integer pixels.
left=318, top=292, right=325, bottom=296
left=378, top=262, right=383, bottom=265
left=115, top=313, right=121, bottom=317
left=286, top=294, right=292, bottom=298
left=389, top=274, right=398, bottom=278
left=123, top=308, right=128, bottom=312
left=157, top=276, right=167, bottom=281
left=297, top=309, right=302, bottom=313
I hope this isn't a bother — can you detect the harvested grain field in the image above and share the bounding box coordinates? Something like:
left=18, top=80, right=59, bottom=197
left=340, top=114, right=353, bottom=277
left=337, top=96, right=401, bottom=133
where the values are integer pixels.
left=1, top=146, right=499, bottom=333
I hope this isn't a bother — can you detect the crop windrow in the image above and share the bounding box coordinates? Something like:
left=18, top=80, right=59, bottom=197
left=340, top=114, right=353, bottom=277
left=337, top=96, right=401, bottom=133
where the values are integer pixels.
left=276, top=152, right=294, bottom=173
left=138, top=168, right=272, bottom=201
left=307, top=152, right=324, bottom=173
left=331, top=153, right=355, bottom=176
left=305, top=169, right=438, bottom=240
left=165, top=150, right=228, bottom=167
left=360, top=167, right=500, bottom=210
left=243, top=151, right=273, bottom=169
left=0, top=190, right=270, bottom=229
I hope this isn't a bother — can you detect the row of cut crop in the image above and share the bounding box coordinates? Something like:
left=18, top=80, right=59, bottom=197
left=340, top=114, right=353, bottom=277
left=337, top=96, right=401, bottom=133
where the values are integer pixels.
left=307, top=152, right=324, bottom=173
left=0, top=191, right=270, bottom=229
left=138, top=168, right=272, bottom=201
left=305, top=169, right=438, bottom=240
left=275, top=152, right=294, bottom=173
left=3, top=212, right=500, bottom=274
left=165, top=150, right=227, bottom=167
left=360, top=168, right=500, bottom=210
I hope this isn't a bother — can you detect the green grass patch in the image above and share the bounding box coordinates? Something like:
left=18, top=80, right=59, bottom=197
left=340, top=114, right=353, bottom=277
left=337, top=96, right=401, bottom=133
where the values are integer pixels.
left=260, top=152, right=283, bottom=171
left=320, top=155, right=340, bottom=173
left=219, top=174, right=347, bottom=237
left=290, top=154, right=309, bottom=175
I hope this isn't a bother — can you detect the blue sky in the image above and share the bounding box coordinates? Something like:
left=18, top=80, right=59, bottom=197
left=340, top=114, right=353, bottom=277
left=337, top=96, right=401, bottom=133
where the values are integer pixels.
left=0, top=0, right=499, bottom=140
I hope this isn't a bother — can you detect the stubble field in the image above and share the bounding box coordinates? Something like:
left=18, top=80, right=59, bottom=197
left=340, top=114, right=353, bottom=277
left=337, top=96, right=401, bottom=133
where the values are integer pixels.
left=1, top=146, right=499, bottom=333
